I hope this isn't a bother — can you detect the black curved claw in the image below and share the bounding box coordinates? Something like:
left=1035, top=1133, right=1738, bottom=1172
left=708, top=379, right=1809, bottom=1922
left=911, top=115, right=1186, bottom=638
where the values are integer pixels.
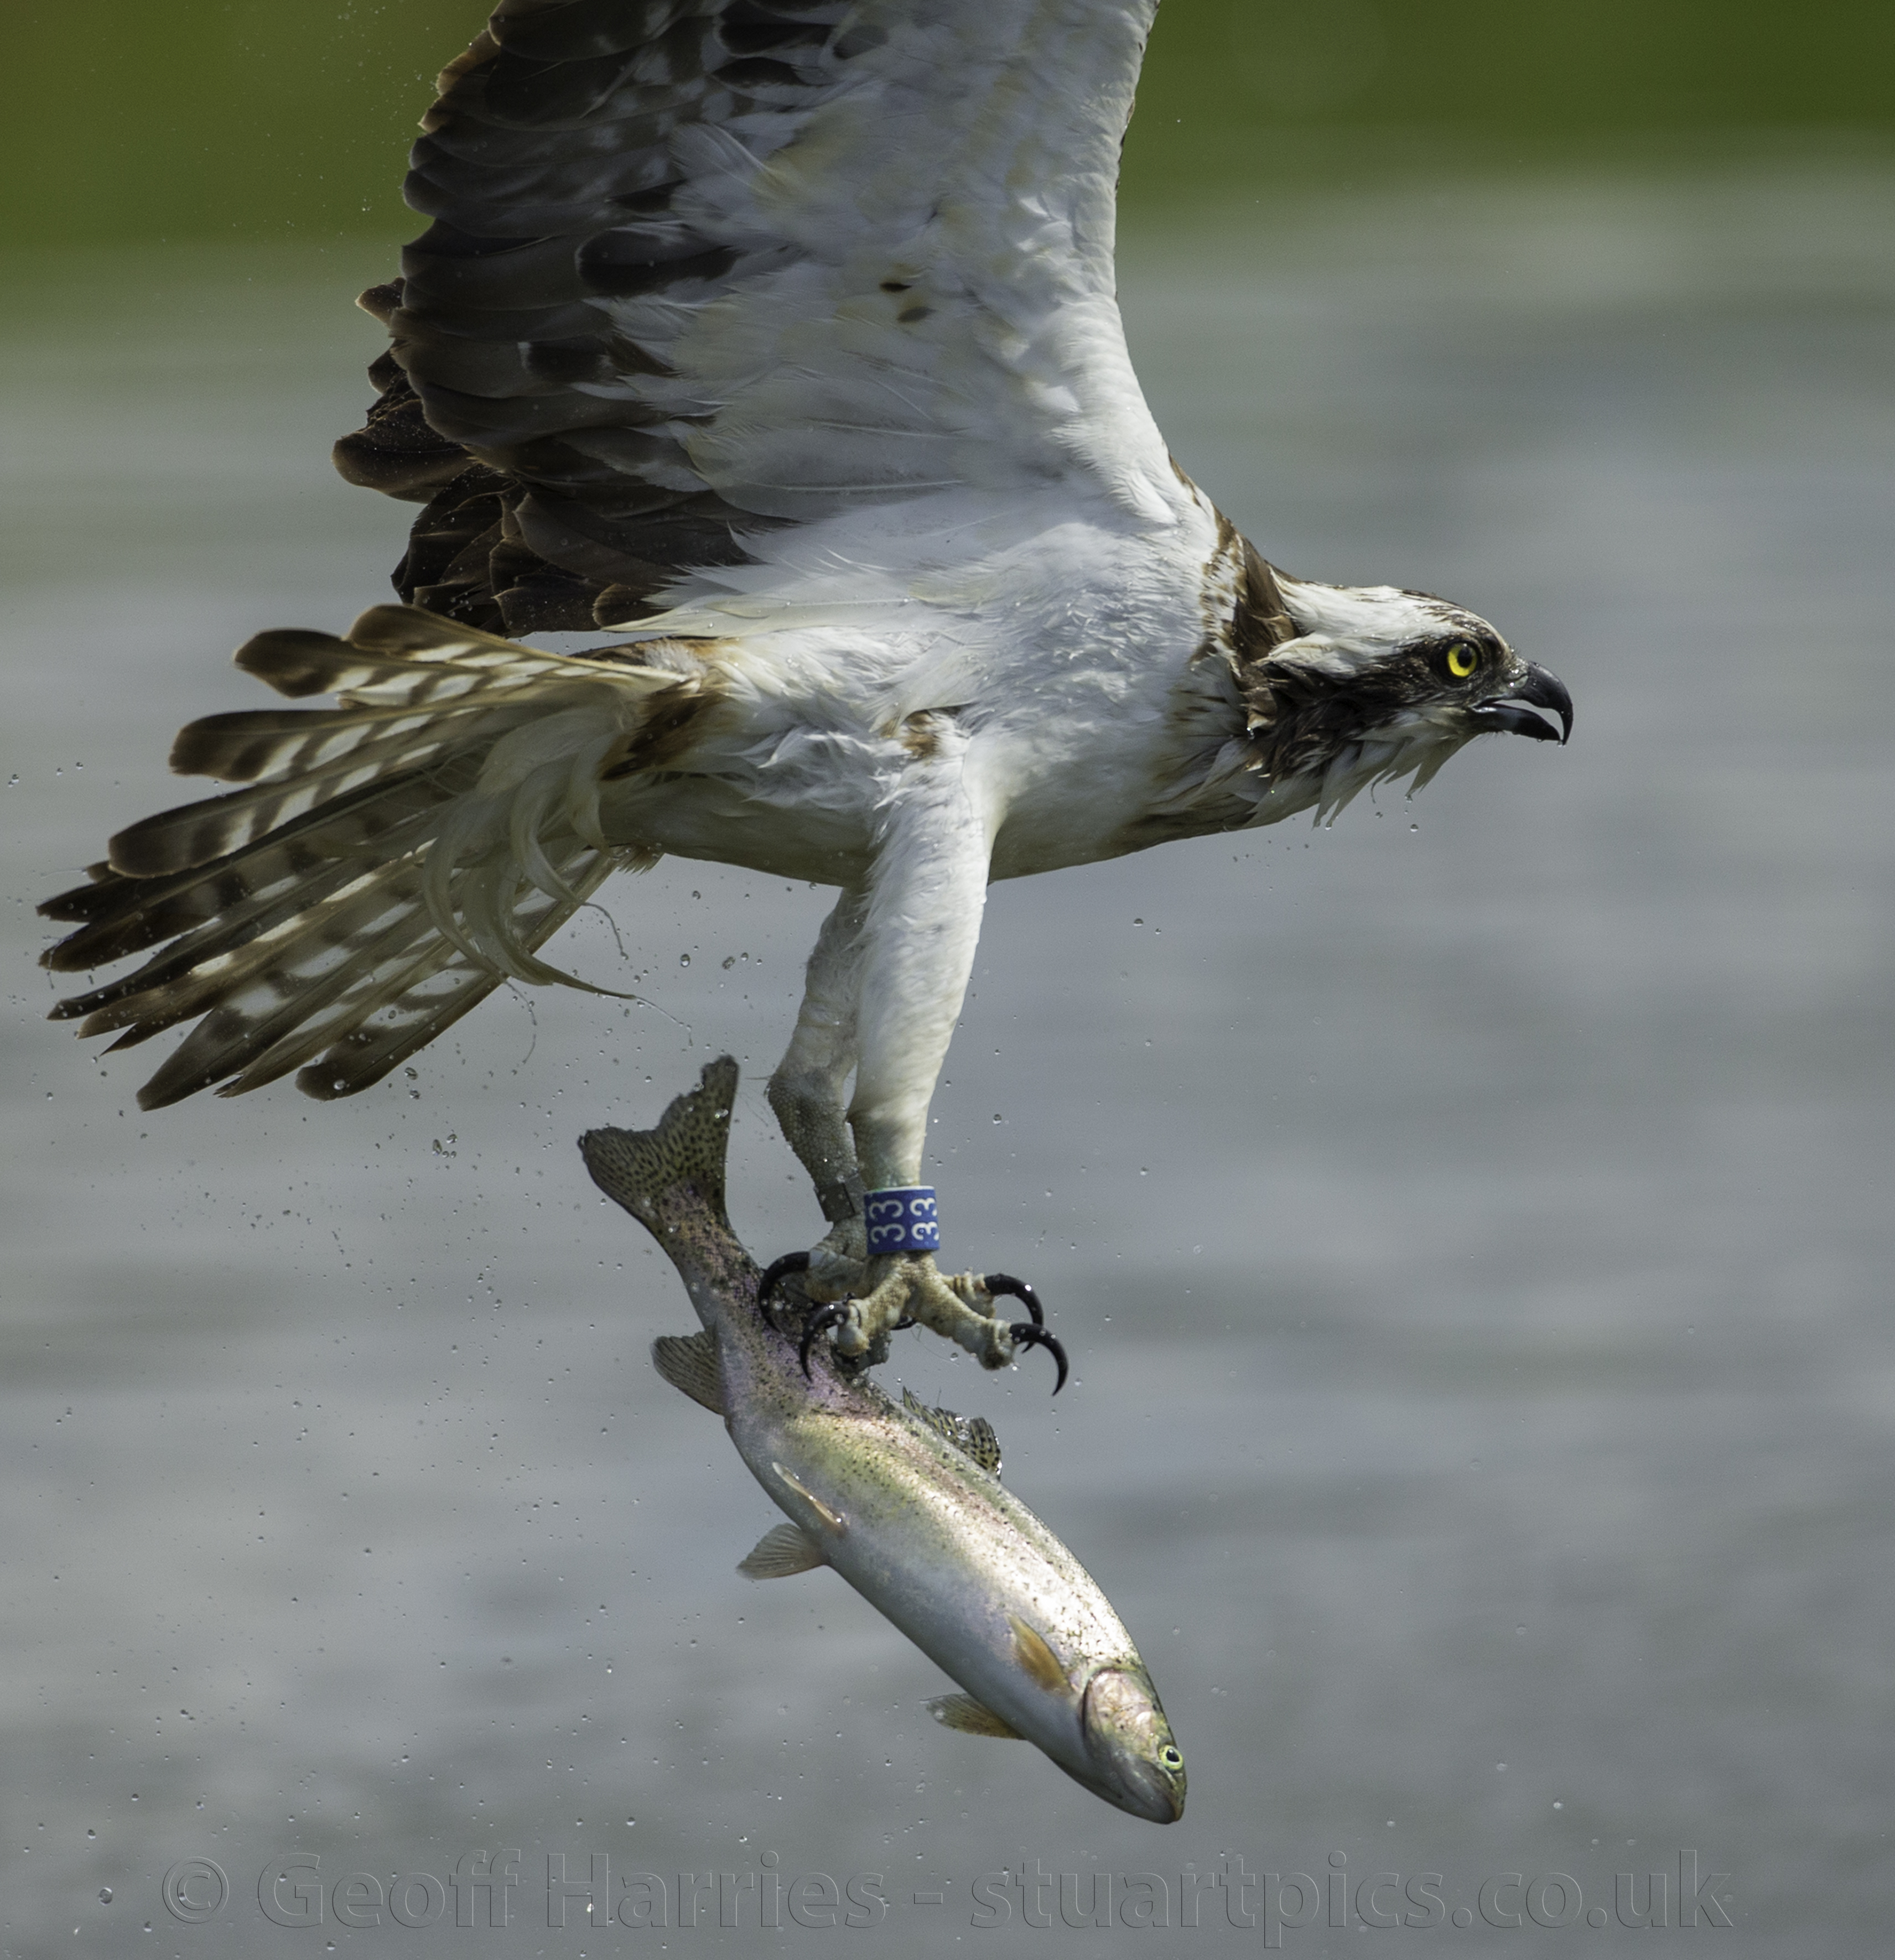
left=983, top=1272, right=1043, bottom=1327
left=799, top=1302, right=851, bottom=1380
left=758, top=1251, right=812, bottom=1329
left=1008, top=1321, right=1068, bottom=1395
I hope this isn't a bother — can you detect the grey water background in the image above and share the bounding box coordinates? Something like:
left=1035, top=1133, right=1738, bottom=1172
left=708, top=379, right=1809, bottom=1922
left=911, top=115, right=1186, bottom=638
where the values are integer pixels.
left=3, top=164, right=1891, bottom=1953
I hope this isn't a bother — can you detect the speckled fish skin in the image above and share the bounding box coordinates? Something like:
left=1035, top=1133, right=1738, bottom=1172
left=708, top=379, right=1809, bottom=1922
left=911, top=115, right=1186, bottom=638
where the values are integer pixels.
left=580, top=1058, right=1185, bottom=1823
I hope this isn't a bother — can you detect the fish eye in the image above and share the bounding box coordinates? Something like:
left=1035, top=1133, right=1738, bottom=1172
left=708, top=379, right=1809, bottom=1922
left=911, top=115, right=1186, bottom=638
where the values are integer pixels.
left=1446, top=642, right=1478, bottom=679
left=1159, top=1744, right=1183, bottom=1770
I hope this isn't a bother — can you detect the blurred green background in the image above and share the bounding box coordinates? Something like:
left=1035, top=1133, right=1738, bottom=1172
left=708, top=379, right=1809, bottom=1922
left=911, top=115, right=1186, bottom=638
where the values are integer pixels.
left=6, top=0, right=1892, bottom=248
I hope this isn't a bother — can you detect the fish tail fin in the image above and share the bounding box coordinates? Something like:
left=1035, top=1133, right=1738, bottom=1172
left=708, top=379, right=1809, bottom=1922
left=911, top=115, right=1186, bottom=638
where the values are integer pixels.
left=580, top=1058, right=746, bottom=1282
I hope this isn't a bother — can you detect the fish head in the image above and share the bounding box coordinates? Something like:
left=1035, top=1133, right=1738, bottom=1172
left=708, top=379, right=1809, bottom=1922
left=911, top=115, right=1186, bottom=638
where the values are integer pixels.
left=1078, top=1664, right=1187, bottom=1823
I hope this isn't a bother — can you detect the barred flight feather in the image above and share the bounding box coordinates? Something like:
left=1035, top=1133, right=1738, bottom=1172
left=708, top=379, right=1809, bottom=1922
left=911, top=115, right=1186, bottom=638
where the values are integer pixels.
left=54, top=844, right=436, bottom=1040
left=41, top=767, right=472, bottom=975
left=335, top=2, right=1174, bottom=630
left=40, top=605, right=693, bottom=1110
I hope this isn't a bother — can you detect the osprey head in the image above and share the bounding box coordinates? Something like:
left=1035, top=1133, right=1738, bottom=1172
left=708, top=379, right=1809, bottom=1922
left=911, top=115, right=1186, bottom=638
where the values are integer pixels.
left=1238, top=575, right=1572, bottom=824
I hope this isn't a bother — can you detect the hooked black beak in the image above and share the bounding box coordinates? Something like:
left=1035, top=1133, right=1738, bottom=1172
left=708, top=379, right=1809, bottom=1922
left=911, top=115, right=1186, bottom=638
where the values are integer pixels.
left=1471, top=661, right=1573, bottom=746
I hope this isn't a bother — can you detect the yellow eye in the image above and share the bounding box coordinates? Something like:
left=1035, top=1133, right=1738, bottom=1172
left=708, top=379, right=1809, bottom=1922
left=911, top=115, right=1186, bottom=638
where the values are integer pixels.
left=1446, top=643, right=1478, bottom=679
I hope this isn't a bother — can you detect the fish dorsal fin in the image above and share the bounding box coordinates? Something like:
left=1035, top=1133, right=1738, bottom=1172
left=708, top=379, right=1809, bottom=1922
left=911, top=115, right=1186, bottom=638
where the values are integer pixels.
left=901, top=1386, right=1003, bottom=1475
left=652, top=1330, right=723, bottom=1414
left=738, top=1521, right=827, bottom=1581
left=1008, top=1615, right=1069, bottom=1694
left=958, top=1416, right=1003, bottom=1476
left=925, top=1693, right=1023, bottom=1740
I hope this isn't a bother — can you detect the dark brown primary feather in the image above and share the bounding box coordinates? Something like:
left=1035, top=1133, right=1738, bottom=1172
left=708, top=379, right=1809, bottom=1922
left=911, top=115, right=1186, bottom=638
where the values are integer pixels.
left=40, top=606, right=689, bottom=1109
left=335, top=0, right=866, bottom=635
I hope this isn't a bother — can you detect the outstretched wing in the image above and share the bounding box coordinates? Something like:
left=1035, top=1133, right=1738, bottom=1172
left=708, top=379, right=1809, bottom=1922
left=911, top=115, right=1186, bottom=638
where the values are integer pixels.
left=335, top=0, right=1183, bottom=636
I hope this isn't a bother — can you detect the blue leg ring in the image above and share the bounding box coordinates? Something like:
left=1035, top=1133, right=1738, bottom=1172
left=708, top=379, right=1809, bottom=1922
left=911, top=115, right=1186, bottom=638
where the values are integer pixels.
left=864, top=1187, right=941, bottom=1255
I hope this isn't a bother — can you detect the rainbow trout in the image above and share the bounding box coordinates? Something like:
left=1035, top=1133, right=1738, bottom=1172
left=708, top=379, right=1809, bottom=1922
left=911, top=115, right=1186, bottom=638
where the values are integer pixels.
left=580, top=1059, right=1185, bottom=1823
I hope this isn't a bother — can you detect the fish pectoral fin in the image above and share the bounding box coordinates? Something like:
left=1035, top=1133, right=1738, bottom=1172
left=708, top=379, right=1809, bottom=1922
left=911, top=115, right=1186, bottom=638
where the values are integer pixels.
left=738, top=1521, right=828, bottom=1581
left=769, top=1460, right=846, bottom=1533
left=900, top=1386, right=1003, bottom=1476
left=925, top=1693, right=1024, bottom=1740
left=1008, top=1615, right=1069, bottom=1694
left=652, top=1330, right=723, bottom=1415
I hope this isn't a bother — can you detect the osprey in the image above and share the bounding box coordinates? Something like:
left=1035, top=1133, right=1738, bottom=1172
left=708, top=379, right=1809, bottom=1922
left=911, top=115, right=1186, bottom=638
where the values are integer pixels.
left=40, top=0, right=1570, bottom=1384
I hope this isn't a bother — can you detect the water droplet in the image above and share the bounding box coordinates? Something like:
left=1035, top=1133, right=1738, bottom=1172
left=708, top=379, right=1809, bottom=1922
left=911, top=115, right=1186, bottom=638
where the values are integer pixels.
left=97, top=1889, right=112, bottom=1904
left=991, top=1113, right=1003, bottom=1124
left=679, top=953, right=691, bottom=967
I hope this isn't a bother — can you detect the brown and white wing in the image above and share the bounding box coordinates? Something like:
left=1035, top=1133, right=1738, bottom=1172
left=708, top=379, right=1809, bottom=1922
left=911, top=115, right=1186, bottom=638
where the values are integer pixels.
left=335, top=0, right=1184, bottom=636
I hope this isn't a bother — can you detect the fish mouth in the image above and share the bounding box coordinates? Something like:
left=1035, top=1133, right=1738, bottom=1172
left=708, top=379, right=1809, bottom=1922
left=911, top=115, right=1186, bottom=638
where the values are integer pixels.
left=1470, top=660, right=1574, bottom=745
left=1080, top=1668, right=1187, bottom=1824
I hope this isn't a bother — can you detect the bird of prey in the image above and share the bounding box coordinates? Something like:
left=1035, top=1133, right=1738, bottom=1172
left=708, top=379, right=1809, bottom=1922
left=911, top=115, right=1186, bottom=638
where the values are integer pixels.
left=40, top=0, right=1570, bottom=1384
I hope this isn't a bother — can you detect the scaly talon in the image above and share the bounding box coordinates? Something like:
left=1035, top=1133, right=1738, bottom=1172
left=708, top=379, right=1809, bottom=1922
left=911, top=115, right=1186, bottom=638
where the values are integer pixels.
left=1008, top=1321, right=1069, bottom=1394
left=787, top=1249, right=1059, bottom=1382
left=982, top=1272, right=1043, bottom=1328
left=799, top=1302, right=852, bottom=1379
left=757, top=1250, right=811, bottom=1328
left=801, top=1214, right=870, bottom=1302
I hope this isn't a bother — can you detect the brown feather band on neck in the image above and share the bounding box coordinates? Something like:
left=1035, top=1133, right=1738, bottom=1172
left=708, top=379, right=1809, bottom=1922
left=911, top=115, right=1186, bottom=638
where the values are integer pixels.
left=1231, top=537, right=1297, bottom=662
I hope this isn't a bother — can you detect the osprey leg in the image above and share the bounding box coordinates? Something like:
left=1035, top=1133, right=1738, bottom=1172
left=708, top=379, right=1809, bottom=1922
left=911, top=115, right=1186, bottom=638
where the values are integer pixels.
left=761, top=751, right=1055, bottom=1381
left=768, top=887, right=870, bottom=1229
